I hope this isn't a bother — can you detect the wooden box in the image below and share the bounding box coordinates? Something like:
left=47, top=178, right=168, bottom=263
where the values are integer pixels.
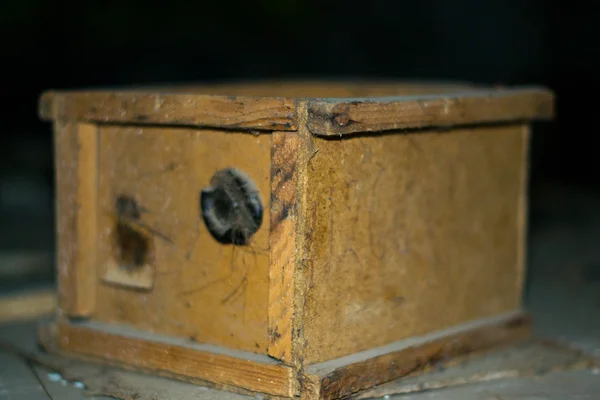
left=38, top=81, right=553, bottom=399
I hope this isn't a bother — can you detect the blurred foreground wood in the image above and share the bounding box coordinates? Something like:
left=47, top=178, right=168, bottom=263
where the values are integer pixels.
left=0, top=288, right=56, bottom=322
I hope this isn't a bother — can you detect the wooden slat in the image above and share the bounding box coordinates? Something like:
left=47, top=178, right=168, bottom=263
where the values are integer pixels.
left=40, top=84, right=552, bottom=135
left=53, top=121, right=79, bottom=316
left=55, top=320, right=297, bottom=397
left=54, top=121, right=99, bottom=317
left=268, top=132, right=301, bottom=362
left=306, top=87, right=554, bottom=136
left=74, top=123, right=99, bottom=315
left=302, top=311, right=532, bottom=400
left=40, top=91, right=297, bottom=131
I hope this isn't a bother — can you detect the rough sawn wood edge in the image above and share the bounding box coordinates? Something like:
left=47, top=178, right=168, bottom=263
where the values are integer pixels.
left=299, top=311, right=532, bottom=400
left=268, top=132, right=301, bottom=362
left=39, top=91, right=298, bottom=131
left=306, top=87, right=554, bottom=135
left=39, top=85, right=553, bottom=135
left=38, top=319, right=298, bottom=398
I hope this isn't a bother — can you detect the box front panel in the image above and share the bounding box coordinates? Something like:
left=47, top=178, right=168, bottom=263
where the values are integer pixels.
left=301, top=124, right=528, bottom=364
left=93, top=126, right=272, bottom=354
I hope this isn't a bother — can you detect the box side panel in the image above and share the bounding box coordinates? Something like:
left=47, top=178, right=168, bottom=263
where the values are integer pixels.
left=93, top=126, right=272, bottom=354
left=300, top=124, right=528, bottom=364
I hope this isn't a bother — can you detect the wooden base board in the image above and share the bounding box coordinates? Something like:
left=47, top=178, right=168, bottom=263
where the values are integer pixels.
left=39, top=319, right=297, bottom=398
left=301, top=311, right=532, bottom=400
left=38, top=311, right=530, bottom=400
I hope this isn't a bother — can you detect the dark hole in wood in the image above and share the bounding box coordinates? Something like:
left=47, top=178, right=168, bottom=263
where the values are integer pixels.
left=113, top=195, right=151, bottom=270
left=200, top=168, right=263, bottom=245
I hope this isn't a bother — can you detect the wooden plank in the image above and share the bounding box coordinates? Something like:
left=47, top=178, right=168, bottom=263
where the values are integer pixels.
left=0, top=289, right=56, bottom=322
left=74, top=123, right=99, bottom=315
left=39, top=91, right=297, bottom=131
left=55, top=320, right=296, bottom=397
left=307, top=87, right=554, bottom=135
left=39, top=85, right=553, bottom=135
left=299, top=124, right=529, bottom=364
left=53, top=121, right=79, bottom=316
left=94, top=126, right=272, bottom=354
left=301, top=311, right=532, bottom=400
left=268, top=132, right=300, bottom=362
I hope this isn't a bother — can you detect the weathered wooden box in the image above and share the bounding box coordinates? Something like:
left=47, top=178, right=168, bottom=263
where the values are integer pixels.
left=39, top=81, right=553, bottom=399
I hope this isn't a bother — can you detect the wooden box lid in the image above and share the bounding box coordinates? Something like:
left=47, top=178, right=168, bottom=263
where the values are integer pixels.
left=39, top=80, right=554, bottom=135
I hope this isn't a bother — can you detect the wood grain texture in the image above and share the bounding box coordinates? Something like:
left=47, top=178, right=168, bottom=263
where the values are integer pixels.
left=54, top=121, right=98, bottom=317
left=94, top=126, right=272, bottom=354
left=55, top=320, right=297, bottom=397
left=268, top=132, right=301, bottom=362
left=39, top=91, right=297, bottom=131
left=299, top=124, right=529, bottom=364
left=39, top=83, right=553, bottom=136
left=74, top=123, right=99, bottom=315
left=302, top=311, right=532, bottom=400
left=307, top=87, right=553, bottom=135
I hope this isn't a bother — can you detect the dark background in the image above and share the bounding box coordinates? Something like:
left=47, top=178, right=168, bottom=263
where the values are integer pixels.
left=0, top=1, right=599, bottom=295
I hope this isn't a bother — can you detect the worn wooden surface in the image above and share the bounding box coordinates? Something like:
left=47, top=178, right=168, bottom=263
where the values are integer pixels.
left=268, top=132, right=301, bottom=362
left=301, top=311, right=531, bottom=400
left=52, top=320, right=296, bottom=397
left=307, top=87, right=553, bottom=136
left=93, top=126, right=272, bottom=354
left=54, top=121, right=95, bottom=317
left=298, top=124, right=528, bottom=364
left=40, top=83, right=553, bottom=134
left=40, top=92, right=297, bottom=131
left=74, top=123, right=99, bottom=315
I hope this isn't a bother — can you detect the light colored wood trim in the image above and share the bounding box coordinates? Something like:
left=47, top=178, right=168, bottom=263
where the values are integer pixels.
left=290, top=101, right=314, bottom=366
left=0, top=289, right=57, bottom=322
left=268, top=132, right=301, bottom=362
left=74, top=123, right=99, bottom=315
left=53, top=121, right=99, bottom=317
left=39, top=91, right=297, bottom=131
left=54, top=120, right=79, bottom=315
left=39, top=85, right=553, bottom=135
left=54, top=320, right=297, bottom=397
left=301, top=311, right=532, bottom=400
left=307, top=87, right=554, bottom=136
